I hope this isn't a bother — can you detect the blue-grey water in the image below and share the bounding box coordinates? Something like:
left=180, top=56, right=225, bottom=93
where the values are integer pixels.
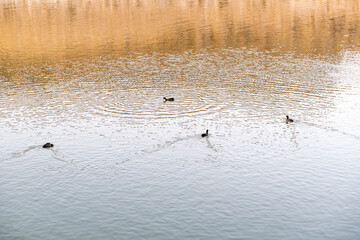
left=1, top=1, right=360, bottom=239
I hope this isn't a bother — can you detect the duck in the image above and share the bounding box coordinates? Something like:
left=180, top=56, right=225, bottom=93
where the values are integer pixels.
left=43, top=143, right=54, bottom=148
left=163, top=97, right=175, bottom=102
left=286, top=115, right=294, bottom=123
left=201, top=130, right=209, bottom=137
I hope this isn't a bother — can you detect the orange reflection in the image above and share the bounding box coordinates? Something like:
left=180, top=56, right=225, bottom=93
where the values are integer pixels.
left=0, top=0, right=359, bottom=62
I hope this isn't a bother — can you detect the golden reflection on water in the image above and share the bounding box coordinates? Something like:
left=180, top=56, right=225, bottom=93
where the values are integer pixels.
left=0, top=0, right=360, bottom=62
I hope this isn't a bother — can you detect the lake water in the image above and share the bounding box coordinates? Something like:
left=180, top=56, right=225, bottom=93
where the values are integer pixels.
left=1, top=1, right=360, bottom=239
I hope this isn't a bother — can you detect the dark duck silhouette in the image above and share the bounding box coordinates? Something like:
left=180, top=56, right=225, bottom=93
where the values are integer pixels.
left=163, top=97, right=175, bottom=102
left=201, top=130, right=209, bottom=138
left=43, top=143, right=54, bottom=148
left=286, top=115, right=294, bottom=123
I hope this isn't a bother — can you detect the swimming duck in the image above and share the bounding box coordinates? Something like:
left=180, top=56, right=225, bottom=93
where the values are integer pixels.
left=43, top=143, right=54, bottom=148
left=286, top=115, right=294, bottom=123
left=201, top=130, right=209, bottom=137
left=163, top=97, right=175, bottom=101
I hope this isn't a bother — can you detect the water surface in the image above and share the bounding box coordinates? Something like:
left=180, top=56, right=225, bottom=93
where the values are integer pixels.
left=1, top=1, right=360, bottom=239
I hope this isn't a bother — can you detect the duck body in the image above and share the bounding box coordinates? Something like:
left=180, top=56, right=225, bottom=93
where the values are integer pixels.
left=164, top=97, right=175, bottom=102
left=43, top=143, right=54, bottom=148
left=201, top=130, right=209, bottom=137
left=286, top=115, right=294, bottom=123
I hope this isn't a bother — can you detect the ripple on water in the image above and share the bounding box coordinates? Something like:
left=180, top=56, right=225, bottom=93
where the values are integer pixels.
left=83, top=87, right=236, bottom=120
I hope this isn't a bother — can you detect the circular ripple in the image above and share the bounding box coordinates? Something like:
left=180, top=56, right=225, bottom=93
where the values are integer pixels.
left=82, top=87, right=233, bottom=120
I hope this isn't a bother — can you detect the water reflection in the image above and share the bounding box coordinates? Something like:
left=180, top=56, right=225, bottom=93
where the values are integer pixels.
left=0, top=0, right=360, bottom=63
left=1, top=1, right=360, bottom=239
left=0, top=50, right=339, bottom=125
